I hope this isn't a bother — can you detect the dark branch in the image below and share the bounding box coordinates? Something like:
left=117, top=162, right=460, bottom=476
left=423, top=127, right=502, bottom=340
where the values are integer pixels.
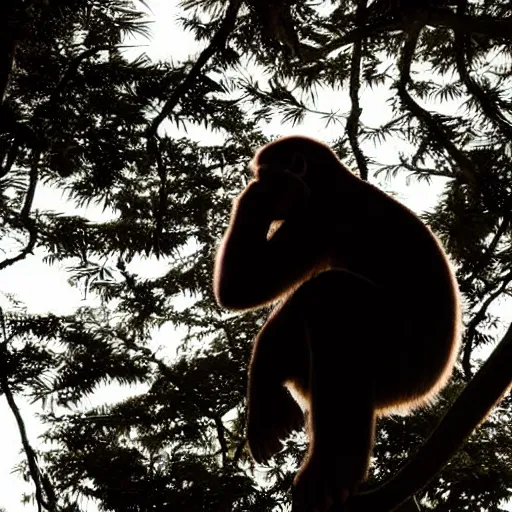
left=347, top=0, right=369, bottom=181
left=313, top=7, right=512, bottom=62
left=146, top=0, right=242, bottom=139
left=344, top=321, right=512, bottom=511
left=0, top=149, right=40, bottom=270
left=232, top=437, right=246, bottom=465
left=398, top=159, right=454, bottom=179
left=0, top=308, right=55, bottom=512
left=424, top=6, right=512, bottom=40
left=48, top=45, right=114, bottom=106
left=462, top=270, right=512, bottom=380
left=396, top=25, right=477, bottom=186
left=453, top=1, right=512, bottom=140
left=151, top=138, right=167, bottom=256
left=0, top=1, right=21, bottom=104
left=464, top=201, right=512, bottom=288
left=213, top=415, right=229, bottom=467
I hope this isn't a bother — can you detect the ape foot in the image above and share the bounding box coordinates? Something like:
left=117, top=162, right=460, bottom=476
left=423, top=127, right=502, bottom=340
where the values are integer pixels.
left=292, top=456, right=351, bottom=512
left=247, top=386, right=304, bottom=464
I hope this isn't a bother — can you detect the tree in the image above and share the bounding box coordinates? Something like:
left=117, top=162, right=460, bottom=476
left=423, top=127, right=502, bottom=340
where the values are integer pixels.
left=0, top=0, right=511, bottom=511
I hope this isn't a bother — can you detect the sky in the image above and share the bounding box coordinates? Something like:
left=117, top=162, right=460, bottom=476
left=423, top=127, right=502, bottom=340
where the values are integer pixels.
left=1, top=1, right=511, bottom=511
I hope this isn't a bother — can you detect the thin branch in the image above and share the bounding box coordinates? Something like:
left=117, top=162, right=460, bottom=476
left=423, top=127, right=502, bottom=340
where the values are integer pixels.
left=0, top=1, right=21, bottom=104
left=311, top=7, right=512, bottom=63
left=396, top=25, right=477, bottom=186
left=424, top=6, right=512, bottom=41
left=0, top=37, right=15, bottom=104
left=0, top=308, right=55, bottom=512
left=213, top=415, right=228, bottom=467
left=454, top=0, right=512, bottom=140
left=146, top=0, right=242, bottom=139
left=151, top=138, right=167, bottom=256
left=346, top=0, right=369, bottom=181
left=48, top=45, right=114, bottom=107
left=398, top=159, right=454, bottom=179
left=343, top=321, right=512, bottom=511
left=232, top=437, right=246, bottom=465
left=0, top=149, right=40, bottom=270
left=464, top=200, right=512, bottom=287
left=462, top=270, right=512, bottom=380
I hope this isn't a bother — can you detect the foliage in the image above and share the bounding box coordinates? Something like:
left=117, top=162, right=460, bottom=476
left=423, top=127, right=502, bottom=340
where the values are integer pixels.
left=0, top=0, right=512, bottom=511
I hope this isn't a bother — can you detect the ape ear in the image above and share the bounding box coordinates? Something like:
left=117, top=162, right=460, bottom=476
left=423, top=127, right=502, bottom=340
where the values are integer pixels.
left=289, top=152, right=307, bottom=177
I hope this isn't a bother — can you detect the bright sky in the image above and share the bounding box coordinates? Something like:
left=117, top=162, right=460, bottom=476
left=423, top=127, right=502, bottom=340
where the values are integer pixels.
left=1, top=1, right=511, bottom=511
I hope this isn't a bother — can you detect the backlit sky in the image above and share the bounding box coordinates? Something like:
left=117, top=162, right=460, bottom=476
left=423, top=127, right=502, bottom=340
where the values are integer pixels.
left=1, top=1, right=511, bottom=511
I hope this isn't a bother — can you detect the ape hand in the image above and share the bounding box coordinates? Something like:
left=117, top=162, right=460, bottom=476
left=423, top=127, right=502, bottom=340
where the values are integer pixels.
left=247, top=385, right=305, bottom=464
left=238, top=172, right=309, bottom=221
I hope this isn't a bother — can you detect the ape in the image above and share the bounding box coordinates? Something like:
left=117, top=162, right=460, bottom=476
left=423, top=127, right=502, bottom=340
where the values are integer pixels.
left=213, top=136, right=461, bottom=512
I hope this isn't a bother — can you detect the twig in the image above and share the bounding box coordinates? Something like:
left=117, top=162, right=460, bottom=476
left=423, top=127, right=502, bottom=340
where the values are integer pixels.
left=152, top=138, right=167, bottom=256
left=462, top=270, right=512, bottom=380
left=396, top=25, right=477, bottom=186
left=346, top=0, right=369, bottom=181
left=0, top=0, right=22, bottom=104
left=47, top=45, right=114, bottom=107
left=213, top=415, right=229, bottom=467
left=0, top=308, right=55, bottom=511
left=398, top=159, right=454, bottom=179
left=146, top=0, right=242, bottom=139
left=454, top=0, right=512, bottom=140
left=0, top=149, right=40, bottom=270
left=463, top=198, right=512, bottom=289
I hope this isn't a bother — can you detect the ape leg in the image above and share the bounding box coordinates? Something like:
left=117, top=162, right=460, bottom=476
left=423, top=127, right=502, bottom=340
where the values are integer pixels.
left=247, top=297, right=309, bottom=464
left=291, top=270, right=381, bottom=512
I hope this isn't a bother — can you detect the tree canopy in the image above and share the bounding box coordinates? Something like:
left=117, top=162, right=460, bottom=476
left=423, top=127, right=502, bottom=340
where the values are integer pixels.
left=0, top=0, right=511, bottom=511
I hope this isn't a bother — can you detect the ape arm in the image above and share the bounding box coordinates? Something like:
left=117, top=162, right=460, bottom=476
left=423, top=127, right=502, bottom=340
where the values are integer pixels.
left=214, top=180, right=325, bottom=310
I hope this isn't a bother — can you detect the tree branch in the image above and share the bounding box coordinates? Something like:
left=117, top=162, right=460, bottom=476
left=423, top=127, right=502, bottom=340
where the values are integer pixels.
left=146, top=0, right=242, bottom=139
left=453, top=0, right=512, bottom=140
left=464, top=200, right=512, bottom=289
left=398, top=158, right=454, bottom=179
left=343, top=321, right=512, bottom=511
left=347, top=0, right=369, bottom=181
left=462, top=270, right=512, bottom=380
left=0, top=149, right=40, bottom=270
left=396, top=25, right=477, bottom=186
left=424, top=6, right=512, bottom=41
left=0, top=308, right=56, bottom=512
left=313, top=6, right=512, bottom=63
left=0, top=0, right=21, bottom=104
left=213, top=415, right=229, bottom=467
left=48, top=45, right=114, bottom=107
left=151, top=138, right=167, bottom=256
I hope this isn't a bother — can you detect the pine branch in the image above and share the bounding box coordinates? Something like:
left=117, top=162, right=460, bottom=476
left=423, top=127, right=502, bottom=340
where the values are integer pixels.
left=151, top=138, right=167, bottom=256
left=398, top=159, right=454, bottom=179
left=424, top=6, right=512, bottom=40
